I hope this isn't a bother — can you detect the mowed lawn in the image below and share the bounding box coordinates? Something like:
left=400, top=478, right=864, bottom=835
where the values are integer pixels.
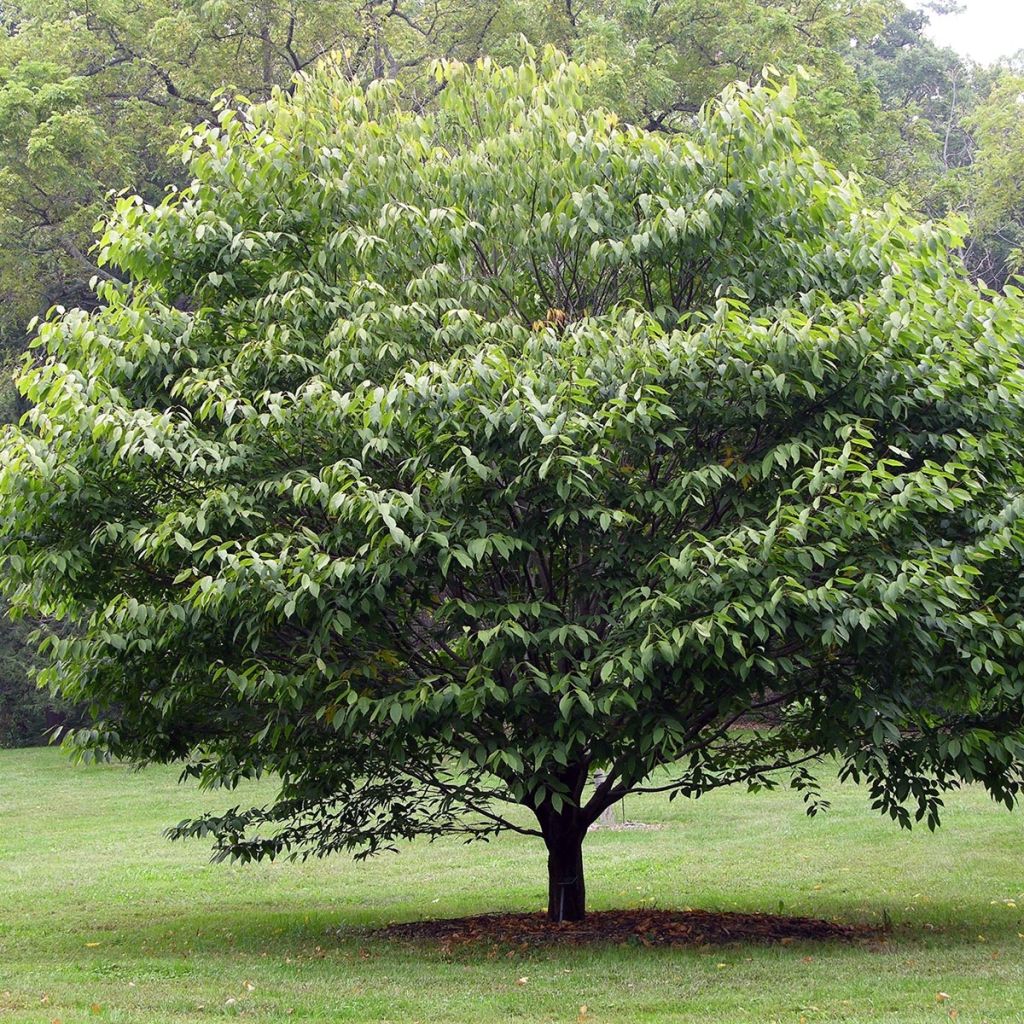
left=1, top=747, right=1022, bottom=1023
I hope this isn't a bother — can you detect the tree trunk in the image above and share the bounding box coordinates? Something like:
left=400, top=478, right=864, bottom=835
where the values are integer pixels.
left=545, top=826, right=586, bottom=922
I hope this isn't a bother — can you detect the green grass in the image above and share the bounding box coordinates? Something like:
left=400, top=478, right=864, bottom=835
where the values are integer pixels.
left=1, top=747, right=1022, bottom=1023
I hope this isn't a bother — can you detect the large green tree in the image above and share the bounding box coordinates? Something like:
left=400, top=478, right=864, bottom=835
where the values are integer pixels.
left=4, top=55, right=1024, bottom=920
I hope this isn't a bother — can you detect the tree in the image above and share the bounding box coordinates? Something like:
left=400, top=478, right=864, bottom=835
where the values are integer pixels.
left=0, top=612, right=42, bottom=745
left=851, top=2, right=974, bottom=204
left=513, top=0, right=895, bottom=167
left=848, top=2, right=1024, bottom=286
left=4, top=53, right=1024, bottom=922
left=965, top=73, right=1024, bottom=284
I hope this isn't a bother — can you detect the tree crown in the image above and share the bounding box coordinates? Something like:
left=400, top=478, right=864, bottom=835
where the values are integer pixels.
left=3, top=51, right=1024, bottom=865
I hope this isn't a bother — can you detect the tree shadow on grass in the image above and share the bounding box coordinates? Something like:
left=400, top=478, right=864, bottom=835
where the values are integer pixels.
left=86, top=896, right=1021, bottom=963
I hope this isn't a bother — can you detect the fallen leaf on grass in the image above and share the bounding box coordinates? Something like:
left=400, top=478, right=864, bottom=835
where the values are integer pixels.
left=936, top=992, right=951, bottom=1003
left=516, top=977, right=529, bottom=986
left=578, top=1006, right=589, bottom=1022
left=84, top=942, right=101, bottom=948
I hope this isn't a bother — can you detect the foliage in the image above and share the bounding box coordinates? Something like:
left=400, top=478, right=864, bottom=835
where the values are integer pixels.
left=850, top=4, right=1024, bottom=286
left=853, top=4, right=973, bottom=194
left=0, top=0, right=939, bottom=363
left=4, top=54, right=1024, bottom=919
left=515, top=0, right=895, bottom=162
left=0, top=603, right=81, bottom=747
left=0, top=0, right=516, bottom=353
left=0, top=0, right=1017, bottom=363
left=0, top=0, right=524, bottom=735
left=965, top=73, right=1024, bottom=282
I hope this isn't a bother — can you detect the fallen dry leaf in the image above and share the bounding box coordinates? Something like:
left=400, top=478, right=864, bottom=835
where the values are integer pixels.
left=577, top=1006, right=589, bottom=1023
left=516, top=977, right=529, bottom=986
left=84, top=942, right=101, bottom=949
left=936, top=992, right=951, bottom=1003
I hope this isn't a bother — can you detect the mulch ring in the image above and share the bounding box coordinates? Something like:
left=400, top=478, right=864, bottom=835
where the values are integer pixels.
left=381, top=909, right=878, bottom=948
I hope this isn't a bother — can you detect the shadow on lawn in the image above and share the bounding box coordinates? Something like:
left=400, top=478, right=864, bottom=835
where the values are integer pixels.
left=85, top=898, right=1019, bottom=962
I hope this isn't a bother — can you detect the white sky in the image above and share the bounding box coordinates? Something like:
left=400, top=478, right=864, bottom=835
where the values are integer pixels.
left=916, top=0, right=1024, bottom=64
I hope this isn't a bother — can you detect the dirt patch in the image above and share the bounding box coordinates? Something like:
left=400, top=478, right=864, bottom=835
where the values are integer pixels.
left=380, top=908, right=877, bottom=948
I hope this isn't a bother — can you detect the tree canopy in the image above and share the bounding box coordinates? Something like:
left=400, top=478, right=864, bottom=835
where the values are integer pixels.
left=0, top=0, right=986, bottom=364
left=4, top=53, right=1024, bottom=920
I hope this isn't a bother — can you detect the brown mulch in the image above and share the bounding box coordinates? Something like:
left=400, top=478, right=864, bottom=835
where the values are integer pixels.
left=380, top=909, right=877, bottom=948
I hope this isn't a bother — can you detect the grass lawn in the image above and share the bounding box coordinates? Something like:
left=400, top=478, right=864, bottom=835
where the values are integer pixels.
left=1, top=747, right=1022, bottom=1023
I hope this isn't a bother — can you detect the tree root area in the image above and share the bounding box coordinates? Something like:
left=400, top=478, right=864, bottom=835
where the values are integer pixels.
left=381, top=908, right=877, bottom=948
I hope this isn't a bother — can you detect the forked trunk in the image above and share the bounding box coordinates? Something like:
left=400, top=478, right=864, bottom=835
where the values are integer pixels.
left=545, top=826, right=586, bottom=922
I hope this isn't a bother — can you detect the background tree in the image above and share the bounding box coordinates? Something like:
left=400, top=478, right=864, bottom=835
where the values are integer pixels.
left=4, top=55, right=1024, bottom=920
left=963, top=72, right=1024, bottom=284
left=0, top=612, right=42, bottom=745
left=512, top=0, right=895, bottom=167
left=0, top=0, right=518, bottom=357
left=851, top=1, right=974, bottom=205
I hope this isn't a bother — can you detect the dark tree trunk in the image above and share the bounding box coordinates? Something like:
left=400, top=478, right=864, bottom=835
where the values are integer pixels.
left=545, top=825, right=586, bottom=922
